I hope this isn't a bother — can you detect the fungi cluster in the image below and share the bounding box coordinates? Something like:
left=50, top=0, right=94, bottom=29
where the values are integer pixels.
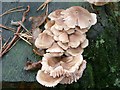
left=35, top=6, right=97, bottom=87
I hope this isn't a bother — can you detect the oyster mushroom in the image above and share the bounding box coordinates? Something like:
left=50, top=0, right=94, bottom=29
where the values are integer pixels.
left=41, top=53, right=83, bottom=78
left=66, top=46, right=84, bottom=56
left=81, top=39, right=89, bottom=48
left=36, top=70, right=64, bottom=87
left=48, top=9, right=64, bottom=20
left=57, top=41, right=69, bottom=50
left=54, top=18, right=70, bottom=30
left=60, top=60, right=87, bottom=84
left=58, top=32, right=69, bottom=43
left=61, top=6, right=97, bottom=29
left=35, top=32, right=54, bottom=49
left=68, top=31, right=86, bottom=48
left=44, top=20, right=55, bottom=29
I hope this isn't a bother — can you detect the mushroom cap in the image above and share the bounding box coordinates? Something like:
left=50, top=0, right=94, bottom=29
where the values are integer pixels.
left=60, top=60, right=87, bottom=84
left=68, top=31, right=86, bottom=48
left=50, top=26, right=63, bottom=36
left=41, top=53, right=83, bottom=78
left=61, top=6, right=94, bottom=29
left=44, top=20, right=55, bottom=29
left=81, top=39, right=89, bottom=48
left=57, top=41, right=69, bottom=50
left=54, top=18, right=70, bottom=30
left=58, top=32, right=69, bottom=43
left=75, top=26, right=88, bottom=34
left=66, top=46, right=84, bottom=56
left=48, top=9, right=64, bottom=20
left=36, top=70, right=64, bottom=87
left=35, top=33, right=54, bottom=49
left=46, top=43, right=64, bottom=53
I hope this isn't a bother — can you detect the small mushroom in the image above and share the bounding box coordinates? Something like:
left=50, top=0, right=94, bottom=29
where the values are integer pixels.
left=48, top=9, right=65, bottom=20
left=68, top=31, right=86, bottom=48
left=36, top=70, right=64, bottom=87
left=43, top=29, right=53, bottom=37
left=57, top=41, right=69, bottom=50
left=81, top=39, right=89, bottom=48
left=50, top=26, right=63, bottom=36
left=35, top=33, right=54, bottom=49
left=58, top=32, right=69, bottom=43
left=44, top=20, right=55, bottom=29
left=54, top=19, right=70, bottom=30
left=66, top=46, right=84, bottom=56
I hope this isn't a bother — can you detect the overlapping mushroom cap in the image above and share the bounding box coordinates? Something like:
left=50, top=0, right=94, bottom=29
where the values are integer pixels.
left=35, top=6, right=97, bottom=87
left=36, top=53, right=87, bottom=87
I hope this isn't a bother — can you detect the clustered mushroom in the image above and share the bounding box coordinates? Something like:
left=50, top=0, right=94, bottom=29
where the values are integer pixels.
left=35, top=6, right=97, bottom=87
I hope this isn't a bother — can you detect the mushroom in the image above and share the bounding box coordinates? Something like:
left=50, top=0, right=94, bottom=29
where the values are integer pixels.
left=60, top=60, right=87, bottom=84
left=61, top=6, right=97, bottom=29
left=48, top=9, right=65, bottom=20
left=54, top=18, right=70, bottom=30
left=75, top=26, right=88, bottom=34
left=41, top=53, right=83, bottom=78
left=44, top=20, right=55, bottom=29
left=46, top=43, right=64, bottom=53
left=81, top=39, right=89, bottom=48
left=36, top=70, right=64, bottom=87
left=57, top=41, right=69, bottom=50
left=68, top=31, right=86, bottom=48
left=50, top=26, right=63, bottom=36
left=35, top=32, right=54, bottom=49
left=58, top=32, right=69, bottom=43
left=66, top=46, right=84, bottom=56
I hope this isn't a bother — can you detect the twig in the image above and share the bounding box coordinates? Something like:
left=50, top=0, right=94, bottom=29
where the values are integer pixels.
left=2, top=37, right=11, bottom=50
left=18, top=34, right=32, bottom=45
left=18, top=21, right=32, bottom=35
left=33, top=49, right=45, bottom=56
left=1, top=5, right=30, bottom=57
left=0, top=24, right=16, bottom=32
left=0, top=6, right=23, bottom=17
left=24, top=60, right=42, bottom=71
left=37, top=0, right=52, bottom=11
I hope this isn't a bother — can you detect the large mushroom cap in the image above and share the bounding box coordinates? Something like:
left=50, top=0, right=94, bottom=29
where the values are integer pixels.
left=35, top=33, right=54, bottom=49
left=36, top=70, right=64, bottom=87
left=61, top=6, right=96, bottom=29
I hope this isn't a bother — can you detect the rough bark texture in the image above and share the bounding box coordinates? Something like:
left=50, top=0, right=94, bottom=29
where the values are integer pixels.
left=1, top=2, right=120, bottom=89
